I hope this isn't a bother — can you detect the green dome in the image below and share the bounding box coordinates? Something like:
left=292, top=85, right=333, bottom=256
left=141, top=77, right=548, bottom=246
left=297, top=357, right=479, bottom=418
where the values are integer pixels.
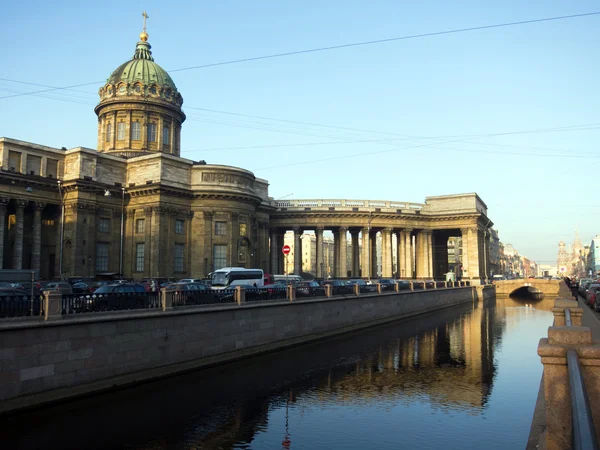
left=107, top=40, right=177, bottom=91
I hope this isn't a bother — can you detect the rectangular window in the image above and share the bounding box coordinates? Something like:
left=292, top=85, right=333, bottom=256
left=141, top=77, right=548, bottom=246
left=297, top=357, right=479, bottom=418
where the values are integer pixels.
left=215, top=221, right=227, bottom=236
left=213, top=244, right=227, bottom=271
left=97, top=218, right=110, bottom=233
left=147, top=123, right=157, bottom=142
left=131, top=121, right=141, bottom=140
left=136, top=218, right=145, bottom=234
left=239, top=223, right=247, bottom=237
left=174, top=244, right=185, bottom=272
left=163, top=126, right=170, bottom=144
left=175, top=219, right=184, bottom=235
left=117, top=122, right=125, bottom=140
left=96, top=243, right=109, bottom=272
left=106, top=123, right=112, bottom=142
left=135, top=243, right=145, bottom=272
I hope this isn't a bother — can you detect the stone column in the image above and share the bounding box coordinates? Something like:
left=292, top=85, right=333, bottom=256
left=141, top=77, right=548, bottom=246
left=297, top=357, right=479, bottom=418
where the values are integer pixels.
left=381, top=228, right=392, bottom=278
left=270, top=229, right=278, bottom=274
left=316, top=227, right=324, bottom=278
left=415, top=230, right=425, bottom=279
left=370, top=231, right=378, bottom=278
left=32, top=202, right=45, bottom=272
left=361, top=227, right=370, bottom=279
left=397, top=230, right=404, bottom=278
left=333, top=230, right=340, bottom=277
left=338, top=227, right=348, bottom=278
left=0, top=198, right=7, bottom=269
left=277, top=232, right=285, bottom=274
left=426, top=230, right=434, bottom=278
left=467, top=227, right=481, bottom=282
left=461, top=228, right=469, bottom=280
left=293, top=228, right=302, bottom=275
left=231, top=212, right=240, bottom=267
left=404, top=229, right=413, bottom=279
left=351, top=230, right=360, bottom=277
left=13, top=200, right=27, bottom=269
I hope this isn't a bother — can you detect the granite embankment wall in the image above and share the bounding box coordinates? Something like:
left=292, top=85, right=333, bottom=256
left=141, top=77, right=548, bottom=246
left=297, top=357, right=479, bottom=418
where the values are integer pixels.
left=0, top=286, right=493, bottom=414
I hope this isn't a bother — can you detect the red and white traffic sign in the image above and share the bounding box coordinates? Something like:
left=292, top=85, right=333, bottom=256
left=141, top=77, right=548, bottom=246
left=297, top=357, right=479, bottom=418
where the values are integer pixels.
left=282, top=245, right=291, bottom=255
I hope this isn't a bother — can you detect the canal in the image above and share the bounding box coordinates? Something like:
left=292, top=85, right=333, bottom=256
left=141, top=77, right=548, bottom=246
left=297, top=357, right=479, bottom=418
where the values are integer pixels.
left=0, top=295, right=553, bottom=450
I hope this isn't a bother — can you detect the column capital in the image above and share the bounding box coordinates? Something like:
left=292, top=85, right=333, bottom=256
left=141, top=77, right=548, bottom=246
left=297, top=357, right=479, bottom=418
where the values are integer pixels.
left=144, top=206, right=153, bottom=217
left=127, top=208, right=136, bottom=218
left=339, top=226, right=348, bottom=232
left=461, top=227, right=470, bottom=235
left=361, top=227, right=369, bottom=234
left=33, top=202, right=46, bottom=212
left=292, top=227, right=302, bottom=234
left=404, top=228, right=413, bottom=234
left=16, top=199, right=28, bottom=209
left=0, top=197, right=9, bottom=209
left=316, top=226, right=325, bottom=232
left=383, top=227, right=393, bottom=233
left=203, top=211, right=214, bottom=220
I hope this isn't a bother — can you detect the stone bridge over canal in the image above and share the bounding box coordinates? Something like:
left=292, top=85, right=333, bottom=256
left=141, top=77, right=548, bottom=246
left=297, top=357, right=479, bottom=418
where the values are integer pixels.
left=494, top=279, right=565, bottom=298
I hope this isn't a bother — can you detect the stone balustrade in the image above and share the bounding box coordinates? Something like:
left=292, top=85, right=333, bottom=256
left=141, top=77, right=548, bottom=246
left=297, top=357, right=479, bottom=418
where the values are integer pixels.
left=273, top=199, right=424, bottom=213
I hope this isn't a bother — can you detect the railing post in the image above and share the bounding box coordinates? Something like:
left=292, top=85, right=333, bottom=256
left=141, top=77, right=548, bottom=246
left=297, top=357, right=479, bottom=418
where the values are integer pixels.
left=444, top=281, right=448, bottom=288
left=376, top=283, right=382, bottom=294
left=161, top=287, right=173, bottom=311
left=354, top=284, right=360, bottom=296
left=553, top=298, right=582, bottom=327
left=44, top=291, right=62, bottom=320
left=287, top=285, right=296, bottom=301
left=394, top=283, right=399, bottom=293
left=325, top=285, right=333, bottom=297
left=423, top=281, right=427, bottom=290
left=538, top=325, right=594, bottom=450
left=235, top=286, right=246, bottom=304
left=409, top=281, right=414, bottom=291
left=434, top=281, right=438, bottom=289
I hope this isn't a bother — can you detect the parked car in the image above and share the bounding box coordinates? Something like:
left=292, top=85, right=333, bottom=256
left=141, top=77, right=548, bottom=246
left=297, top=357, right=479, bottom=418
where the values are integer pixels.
left=579, top=279, right=593, bottom=296
left=377, top=279, right=397, bottom=291
left=583, top=282, right=600, bottom=302
left=296, top=281, right=326, bottom=297
left=346, top=279, right=377, bottom=293
left=72, top=282, right=96, bottom=294
left=396, top=280, right=411, bottom=290
left=41, top=282, right=73, bottom=295
left=586, top=284, right=600, bottom=308
left=177, top=278, right=205, bottom=284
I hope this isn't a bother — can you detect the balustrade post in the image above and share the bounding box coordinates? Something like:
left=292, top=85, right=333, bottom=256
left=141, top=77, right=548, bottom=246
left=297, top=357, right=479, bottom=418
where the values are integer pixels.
left=394, top=283, right=399, bottom=293
left=161, top=287, right=174, bottom=311
left=287, top=285, right=296, bottom=301
left=235, top=286, right=246, bottom=304
left=376, top=283, right=382, bottom=294
left=423, top=281, right=427, bottom=291
left=354, top=284, right=360, bottom=296
left=552, top=298, right=582, bottom=326
left=409, top=281, right=414, bottom=291
left=325, top=285, right=333, bottom=297
left=44, top=291, right=62, bottom=320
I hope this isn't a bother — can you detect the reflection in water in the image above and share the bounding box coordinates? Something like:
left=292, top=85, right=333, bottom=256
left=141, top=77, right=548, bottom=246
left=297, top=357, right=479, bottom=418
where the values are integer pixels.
left=0, top=298, right=554, bottom=450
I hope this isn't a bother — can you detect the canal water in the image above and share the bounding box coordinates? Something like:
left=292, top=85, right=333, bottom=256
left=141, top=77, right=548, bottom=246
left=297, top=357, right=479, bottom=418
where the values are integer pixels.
left=1, top=295, right=553, bottom=450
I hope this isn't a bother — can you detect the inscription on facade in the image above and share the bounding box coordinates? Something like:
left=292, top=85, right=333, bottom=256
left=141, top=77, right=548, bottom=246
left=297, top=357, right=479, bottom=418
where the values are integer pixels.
left=201, top=172, right=250, bottom=187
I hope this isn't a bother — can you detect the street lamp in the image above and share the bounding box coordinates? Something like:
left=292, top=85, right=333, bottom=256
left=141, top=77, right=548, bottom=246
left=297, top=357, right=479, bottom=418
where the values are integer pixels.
left=57, top=180, right=65, bottom=280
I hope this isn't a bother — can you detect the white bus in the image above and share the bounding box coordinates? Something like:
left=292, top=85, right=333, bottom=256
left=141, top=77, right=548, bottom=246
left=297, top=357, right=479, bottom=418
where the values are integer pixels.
left=211, top=268, right=265, bottom=289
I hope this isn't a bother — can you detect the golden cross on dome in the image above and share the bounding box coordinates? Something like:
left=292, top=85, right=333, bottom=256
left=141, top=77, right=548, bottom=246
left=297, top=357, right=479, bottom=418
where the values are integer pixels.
left=142, top=11, right=149, bottom=33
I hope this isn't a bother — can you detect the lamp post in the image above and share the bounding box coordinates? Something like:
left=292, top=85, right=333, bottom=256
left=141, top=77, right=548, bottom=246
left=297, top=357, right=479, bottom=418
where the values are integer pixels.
left=120, top=187, right=125, bottom=278
left=57, top=180, right=65, bottom=280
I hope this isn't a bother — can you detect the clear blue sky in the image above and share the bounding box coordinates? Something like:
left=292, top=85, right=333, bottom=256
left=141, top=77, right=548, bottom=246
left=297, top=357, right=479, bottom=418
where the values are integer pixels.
left=1, top=1, right=599, bottom=264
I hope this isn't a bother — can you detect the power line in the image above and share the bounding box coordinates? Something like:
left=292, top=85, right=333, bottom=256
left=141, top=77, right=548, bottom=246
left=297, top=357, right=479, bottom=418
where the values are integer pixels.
left=2, top=11, right=599, bottom=100
left=169, top=12, right=600, bottom=73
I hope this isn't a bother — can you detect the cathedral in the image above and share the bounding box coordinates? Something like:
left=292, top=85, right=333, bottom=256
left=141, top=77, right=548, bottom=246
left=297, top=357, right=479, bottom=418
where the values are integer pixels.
left=0, top=19, right=495, bottom=284
left=557, top=231, right=588, bottom=278
left=0, top=26, right=273, bottom=280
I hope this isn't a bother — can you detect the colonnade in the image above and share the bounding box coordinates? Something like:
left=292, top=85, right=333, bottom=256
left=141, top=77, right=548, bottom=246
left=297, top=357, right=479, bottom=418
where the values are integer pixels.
left=0, top=198, right=52, bottom=274
left=268, top=225, right=489, bottom=282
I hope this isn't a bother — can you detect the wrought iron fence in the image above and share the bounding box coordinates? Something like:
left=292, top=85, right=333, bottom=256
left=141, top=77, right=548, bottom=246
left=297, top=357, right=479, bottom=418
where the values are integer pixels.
left=0, top=293, right=44, bottom=318
left=245, top=287, right=288, bottom=302
left=295, top=286, right=327, bottom=298
left=62, top=292, right=161, bottom=314
left=171, top=288, right=235, bottom=307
